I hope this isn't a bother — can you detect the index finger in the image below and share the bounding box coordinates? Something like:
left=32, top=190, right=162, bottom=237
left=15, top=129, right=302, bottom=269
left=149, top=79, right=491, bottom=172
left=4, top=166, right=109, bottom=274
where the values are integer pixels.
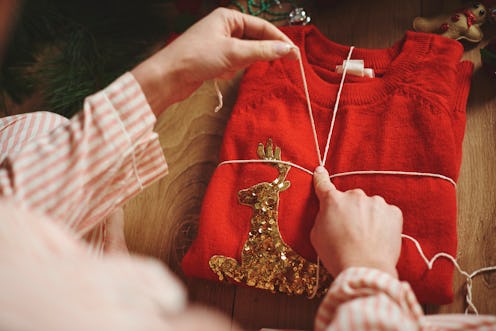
left=228, top=9, right=295, bottom=44
left=313, top=166, right=338, bottom=201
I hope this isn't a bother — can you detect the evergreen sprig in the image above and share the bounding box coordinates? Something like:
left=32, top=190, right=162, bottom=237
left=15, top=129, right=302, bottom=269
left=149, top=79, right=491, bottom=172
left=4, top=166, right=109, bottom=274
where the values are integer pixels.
left=1, top=0, right=174, bottom=118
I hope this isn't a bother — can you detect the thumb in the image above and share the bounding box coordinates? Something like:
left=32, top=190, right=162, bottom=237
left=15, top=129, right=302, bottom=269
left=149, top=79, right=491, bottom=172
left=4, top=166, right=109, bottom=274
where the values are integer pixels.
left=231, top=39, right=298, bottom=67
left=313, top=166, right=337, bottom=201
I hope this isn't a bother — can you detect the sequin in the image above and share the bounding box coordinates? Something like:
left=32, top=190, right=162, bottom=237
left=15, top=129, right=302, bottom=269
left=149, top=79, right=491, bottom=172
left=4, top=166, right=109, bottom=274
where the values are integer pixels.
left=209, top=139, right=331, bottom=297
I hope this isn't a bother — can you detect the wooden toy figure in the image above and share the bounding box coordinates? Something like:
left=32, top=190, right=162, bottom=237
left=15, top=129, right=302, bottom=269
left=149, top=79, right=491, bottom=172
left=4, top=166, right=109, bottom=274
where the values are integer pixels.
left=413, top=2, right=495, bottom=43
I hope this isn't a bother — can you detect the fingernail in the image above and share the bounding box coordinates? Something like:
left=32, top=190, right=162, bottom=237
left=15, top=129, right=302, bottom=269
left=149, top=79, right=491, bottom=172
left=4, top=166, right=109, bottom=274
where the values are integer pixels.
left=315, top=166, right=327, bottom=174
left=274, top=42, right=292, bottom=56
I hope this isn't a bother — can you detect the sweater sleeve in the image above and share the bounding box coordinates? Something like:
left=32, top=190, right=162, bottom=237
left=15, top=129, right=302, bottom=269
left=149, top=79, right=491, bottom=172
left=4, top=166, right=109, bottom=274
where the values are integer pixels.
left=0, top=72, right=168, bottom=236
left=315, top=267, right=496, bottom=331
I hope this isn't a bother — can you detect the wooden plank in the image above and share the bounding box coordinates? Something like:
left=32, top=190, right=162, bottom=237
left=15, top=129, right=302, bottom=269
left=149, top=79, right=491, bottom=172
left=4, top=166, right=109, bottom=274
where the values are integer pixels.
left=311, top=0, right=420, bottom=48
left=233, top=287, right=316, bottom=331
left=420, top=0, right=496, bottom=315
left=187, top=279, right=237, bottom=321
left=436, top=39, right=496, bottom=315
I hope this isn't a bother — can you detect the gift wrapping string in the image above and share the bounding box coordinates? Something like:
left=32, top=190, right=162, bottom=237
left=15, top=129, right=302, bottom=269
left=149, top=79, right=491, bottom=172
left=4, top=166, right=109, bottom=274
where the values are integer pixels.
left=213, top=45, right=496, bottom=313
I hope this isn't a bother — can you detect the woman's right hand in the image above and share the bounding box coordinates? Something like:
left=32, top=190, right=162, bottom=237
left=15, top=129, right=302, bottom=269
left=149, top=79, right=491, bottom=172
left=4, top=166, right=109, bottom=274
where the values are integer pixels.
left=310, top=166, right=404, bottom=278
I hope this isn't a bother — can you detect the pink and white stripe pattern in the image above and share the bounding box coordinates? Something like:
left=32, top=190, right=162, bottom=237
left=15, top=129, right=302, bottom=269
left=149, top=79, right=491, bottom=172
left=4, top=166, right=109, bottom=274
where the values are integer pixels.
left=0, top=73, right=168, bottom=240
left=0, top=111, right=68, bottom=161
left=315, top=267, right=496, bottom=331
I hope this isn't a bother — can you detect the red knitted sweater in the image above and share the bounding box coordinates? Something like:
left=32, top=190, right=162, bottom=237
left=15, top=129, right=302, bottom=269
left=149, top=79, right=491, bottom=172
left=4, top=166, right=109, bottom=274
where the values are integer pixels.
left=182, top=26, right=473, bottom=304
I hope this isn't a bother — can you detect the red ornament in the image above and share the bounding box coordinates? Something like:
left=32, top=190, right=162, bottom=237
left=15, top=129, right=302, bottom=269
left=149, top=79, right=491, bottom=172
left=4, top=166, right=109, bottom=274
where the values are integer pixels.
left=439, top=23, right=449, bottom=32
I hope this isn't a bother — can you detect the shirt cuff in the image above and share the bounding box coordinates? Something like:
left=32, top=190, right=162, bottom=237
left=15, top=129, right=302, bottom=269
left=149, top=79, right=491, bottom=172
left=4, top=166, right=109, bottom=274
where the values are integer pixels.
left=104, top=72, right=168, bottom=194
left=114, top=73, right=169, bottom=186
left=76, top=72, right=168, bottom=233
left=315, top=267, right=424, bottom=331
left=102, top=72, right=158, bottom=149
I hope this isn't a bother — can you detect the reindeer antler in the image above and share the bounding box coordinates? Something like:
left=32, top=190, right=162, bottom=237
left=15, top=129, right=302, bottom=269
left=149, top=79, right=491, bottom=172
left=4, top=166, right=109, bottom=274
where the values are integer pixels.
left=257, top=138, right=291, bottom=185
left=257, top=138, right=277, bottom=160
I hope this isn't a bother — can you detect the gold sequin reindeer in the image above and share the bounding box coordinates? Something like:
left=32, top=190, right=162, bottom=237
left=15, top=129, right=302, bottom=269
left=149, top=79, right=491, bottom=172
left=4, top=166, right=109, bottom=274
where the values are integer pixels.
left=209, top=139, right=331, bottom=297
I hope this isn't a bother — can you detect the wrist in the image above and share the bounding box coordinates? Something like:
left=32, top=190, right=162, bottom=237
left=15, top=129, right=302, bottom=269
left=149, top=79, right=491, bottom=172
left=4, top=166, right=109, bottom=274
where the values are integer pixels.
left=342, top=262, right=398, bottom=279
left=331, top=257, right=398, bottom=279
left=131, top=51, right=182, bottom=118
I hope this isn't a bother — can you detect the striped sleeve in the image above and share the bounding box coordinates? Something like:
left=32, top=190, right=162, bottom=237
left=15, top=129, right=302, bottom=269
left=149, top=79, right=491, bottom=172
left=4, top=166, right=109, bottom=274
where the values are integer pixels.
left=0, top=72, right=168, bottom=236
left=315, top=268, right=424, bottom=331
left=315, top=267, right=496, bottom=331
left=0, top=112, right=68, bottom=162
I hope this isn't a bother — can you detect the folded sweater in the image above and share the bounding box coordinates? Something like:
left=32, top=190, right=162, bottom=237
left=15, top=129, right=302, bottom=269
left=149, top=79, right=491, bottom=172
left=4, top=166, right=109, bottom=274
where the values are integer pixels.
left=182, top=25, right=473, bottom=304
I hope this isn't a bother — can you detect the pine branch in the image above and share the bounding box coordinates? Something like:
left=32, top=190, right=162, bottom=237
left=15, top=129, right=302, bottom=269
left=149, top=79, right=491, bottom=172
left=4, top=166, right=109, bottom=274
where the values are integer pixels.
left=1, top=0, right=174, bottom=118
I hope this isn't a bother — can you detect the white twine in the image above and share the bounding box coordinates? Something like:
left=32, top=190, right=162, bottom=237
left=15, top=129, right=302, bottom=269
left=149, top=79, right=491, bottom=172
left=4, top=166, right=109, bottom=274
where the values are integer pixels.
left=322, top=46, right=354, bottom=166
left=213, top=79, right=223, bottom=113
left=296, top=48, right=323, bottom=165
left=212, top=45, right=496, bottom=312
left=218, top=159, right=457, bottom=187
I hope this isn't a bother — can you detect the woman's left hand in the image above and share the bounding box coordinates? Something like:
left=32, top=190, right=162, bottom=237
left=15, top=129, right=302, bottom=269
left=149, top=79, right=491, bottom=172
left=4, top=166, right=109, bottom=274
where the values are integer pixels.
left=132, top=8, right=298, bottom=116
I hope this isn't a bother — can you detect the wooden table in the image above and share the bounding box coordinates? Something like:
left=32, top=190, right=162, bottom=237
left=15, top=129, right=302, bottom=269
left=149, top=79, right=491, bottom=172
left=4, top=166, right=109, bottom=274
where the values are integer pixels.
left=125, top=0, right=496, bottom=329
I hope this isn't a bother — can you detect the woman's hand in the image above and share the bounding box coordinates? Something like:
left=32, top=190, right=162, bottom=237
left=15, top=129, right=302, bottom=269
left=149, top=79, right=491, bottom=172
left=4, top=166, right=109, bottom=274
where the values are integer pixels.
left=132, top=8, right=298, bottom=116
left=311, top=166, right=403, bottom=278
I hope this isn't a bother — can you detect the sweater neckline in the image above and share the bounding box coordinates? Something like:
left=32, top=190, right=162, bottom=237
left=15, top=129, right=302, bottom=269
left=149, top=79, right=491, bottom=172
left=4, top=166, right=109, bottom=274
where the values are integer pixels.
left=279, top=26, right=450, bottom=106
